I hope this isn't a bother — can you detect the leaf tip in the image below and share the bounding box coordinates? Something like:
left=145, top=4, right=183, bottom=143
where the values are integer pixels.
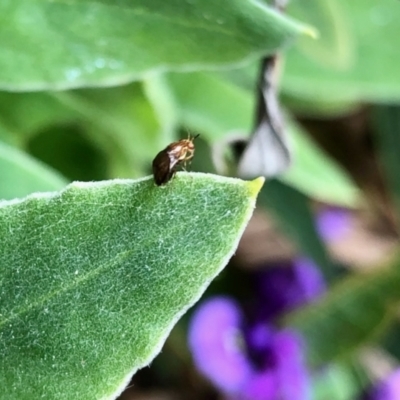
left=302, top=25, right=319, bottom=39
left=246, top=176, right=265, bottom=198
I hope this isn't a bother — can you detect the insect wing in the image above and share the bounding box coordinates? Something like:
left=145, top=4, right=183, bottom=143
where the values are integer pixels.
left=152, top=150, right=173, bottom=185
left=166, top=141, right=187, bottom=164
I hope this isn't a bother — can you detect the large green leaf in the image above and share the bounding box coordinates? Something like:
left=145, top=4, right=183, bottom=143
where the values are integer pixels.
left=283, top=0, right=400, bottom=104
left=0, top=140, right=68, bottom=200
left=0, top=173, right=263, bottom=399
left=286, top=262, right=400, bottom=365
left=0, top=0, right=311, bottom=91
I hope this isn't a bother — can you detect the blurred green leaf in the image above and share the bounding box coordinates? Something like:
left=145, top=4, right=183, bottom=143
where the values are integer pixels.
left=27, top=124, right=108, bottom=182
left=0, top=86, right=160, bottom=179
left=373, top=104, right=400, bottom=216
left=169, top=71, right=357, bottom=205
left=168, top=71, right=254, bottom=140
left=283, top=0, right=400, bottom=106
left=52, top=85, right=160, bottom=178
left=189, top=136, right=216, bottom=174
left=0, top=91, right=75, bottom=141
left=281, top=92, right=358, bottom=118
left=142, top=73, right=179, bottom=146
left=0, top=173, right=262, bottom=400
left=289, top=0, right=354, bottom=71
left=286, top=263, right=400, bottom=365
left=0, top=119, right=18, bottom=146
left=313, top=363, right=363, bottom=400
left=282, top=119, right=359, bottom=207
left=0, top=0, right=310, bottom=91
left=0, top=140, right=67, bottom=199
left=381, top=319, right=400, bottom=362
left=259, top=180, right=335, bottom=281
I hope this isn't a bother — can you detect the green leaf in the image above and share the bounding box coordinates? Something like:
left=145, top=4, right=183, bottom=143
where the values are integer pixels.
left=289, top=0, right=355, bottom=71
left=286, top=262, right=400, bottom=365
left=0, top=119, right=18, bottom=146
left=168, top=71, right=254, bottom=140
left=0, top=91, right=76, bottom=141
left=0, top=140, right=68, bottom=200
left=373, top=104, right=400, bottom=216
left=142, top=73, right=179, bottom=146
left=313, top=363, right=364, bottom=400
left=381, top=319, right=400, bottom=362
left=283, top=0, right=400, bottom=105
left=51, top=84, right=160, bottom=178
left=27, top=124, right=108, bottom=182
left=0, top=86, right=161, bottom=179
left=0, top=0, right=311, bottom=91
left=258, top=179, right=335, bottom=281
left=0, top=173, right=263, bottom=399
left=282, top=118, right=359, bottom=207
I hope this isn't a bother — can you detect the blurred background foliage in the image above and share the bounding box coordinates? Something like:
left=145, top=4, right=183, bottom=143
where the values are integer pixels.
left=2, top=0, right=400, bottom=399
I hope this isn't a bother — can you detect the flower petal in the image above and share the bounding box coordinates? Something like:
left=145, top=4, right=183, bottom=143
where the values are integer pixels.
left=273, top=330, right=311, bottom=400
left=362, top=369, right=400, bottom=400
left=254, top=259, right=325, bottom=320
left=293, top=257, right=326, bottom=303
left=242, top=370, right=277, bottom=400
left=188, top=297, right=252, bottom=394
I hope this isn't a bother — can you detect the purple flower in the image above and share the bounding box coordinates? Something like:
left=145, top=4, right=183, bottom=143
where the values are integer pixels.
left=188, top=297, right=251, bottom=394
left=188, top=218, right=330, bottom=399
left=361, top=370, right=400, bottom=400
left=316, top=207, right=351, bottom=243
left=188, top=297, right=311, bottom=400
left=251, top=257, right=325, bottom=321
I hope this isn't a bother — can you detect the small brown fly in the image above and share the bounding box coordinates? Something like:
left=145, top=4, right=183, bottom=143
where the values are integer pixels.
left=152, top=134, right=200, bottom=186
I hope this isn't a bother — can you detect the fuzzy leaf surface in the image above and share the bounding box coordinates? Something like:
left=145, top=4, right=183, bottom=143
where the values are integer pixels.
left=0, top=173, right=262, bottom=399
